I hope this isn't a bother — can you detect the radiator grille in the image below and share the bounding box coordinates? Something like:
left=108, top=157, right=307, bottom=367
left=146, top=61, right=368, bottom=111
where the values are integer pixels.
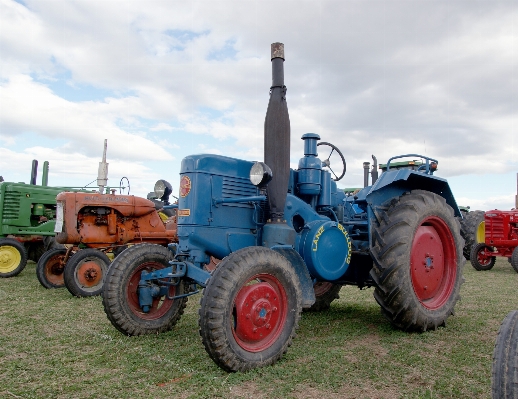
left=3, top=191, right=21, bottom=219
left=488, top=216, right=505, bottom=240
left=221, top=177, right=257, bottom=198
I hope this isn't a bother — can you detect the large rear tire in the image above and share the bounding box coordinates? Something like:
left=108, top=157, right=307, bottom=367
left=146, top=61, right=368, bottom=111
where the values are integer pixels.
left=510, top=247, right=518, bottom=274
left=0, top=238, right=28, bottom=278
left=370, top=190, right=464, bottom=331
left=27, top=242, right=45, bottom=263
left=470, top=243, right=496, bottom=271
left=199, top=247, right=302, bottom=372
left=36, top=248, right=68, bottom=288
left=64, top=249, right=111, bottom=297
left=304, top=282, right=341, bottom=312
left=102, top=244, right=188, bottom=336
left=459, top=210, right=485, bottom=259
left=492, top=310, right=518, bottom=399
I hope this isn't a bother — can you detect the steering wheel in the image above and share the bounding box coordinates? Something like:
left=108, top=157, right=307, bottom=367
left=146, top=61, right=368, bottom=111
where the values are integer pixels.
left=317, top=142, right=346, bottom=181
left=119, top=177, right=130, bottom=195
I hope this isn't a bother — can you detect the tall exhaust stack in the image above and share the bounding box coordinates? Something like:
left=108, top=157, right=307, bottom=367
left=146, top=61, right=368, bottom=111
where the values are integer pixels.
left=264, top=42, right=290, bottom=223
left=97, top=139, right=109, bottom=194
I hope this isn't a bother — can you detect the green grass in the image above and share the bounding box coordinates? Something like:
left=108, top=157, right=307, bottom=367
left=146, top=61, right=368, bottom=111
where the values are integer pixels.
left=1, top=258, right=516, bottom=399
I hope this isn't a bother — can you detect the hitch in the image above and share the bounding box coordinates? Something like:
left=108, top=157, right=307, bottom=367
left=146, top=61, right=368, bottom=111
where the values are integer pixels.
left=137, top=262, right=211, bottom=312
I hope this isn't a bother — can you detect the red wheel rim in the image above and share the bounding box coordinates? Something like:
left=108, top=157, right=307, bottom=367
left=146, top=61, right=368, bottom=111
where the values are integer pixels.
left=77, top=260, right=103, bottom=288
left=313, top=282, right=334, bottom=297
left=232, top=274, right=288, bottom=352
left=126, top=262, right=176, bottom=320
left=45, top=254, right=65, bottom=286
left=410, top=216, right=457, bottom=310
left=476, top=247, right=493, bottom=266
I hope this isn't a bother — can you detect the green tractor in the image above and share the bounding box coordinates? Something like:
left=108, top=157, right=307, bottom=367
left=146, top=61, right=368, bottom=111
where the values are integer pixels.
left=0, top=160, right=96, bottom=277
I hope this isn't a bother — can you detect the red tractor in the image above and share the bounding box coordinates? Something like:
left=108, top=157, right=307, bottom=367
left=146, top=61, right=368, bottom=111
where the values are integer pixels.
left=37, top=179, right=179, bottom=297
left=470, top=210, right=518, bottom=271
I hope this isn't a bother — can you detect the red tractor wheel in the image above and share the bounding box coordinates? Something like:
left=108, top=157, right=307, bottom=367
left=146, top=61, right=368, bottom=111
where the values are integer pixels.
left=36, top=248, right=68, bottom=288
left=470, top=243, right=496, bottom=271
left=370, top=190, right=464, bottom=331
left=102, top=244, right=188, bottom=336
left=64, top=249, right=111, bottom=297
left=304, top=282, right=341, bottom=312
left=199, top=247, right=302, bottom=371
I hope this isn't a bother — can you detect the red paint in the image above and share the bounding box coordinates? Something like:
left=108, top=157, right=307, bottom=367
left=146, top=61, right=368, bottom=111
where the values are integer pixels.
left=410, top=216, right=457, bottom=310
left=232, top=274, right=288, bottom=352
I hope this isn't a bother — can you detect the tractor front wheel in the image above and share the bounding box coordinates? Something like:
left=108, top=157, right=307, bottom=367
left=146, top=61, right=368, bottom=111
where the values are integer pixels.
left=304, top=282, right=341, bottom=312
left=102, top=244, right=188, bottom=336
left=370, top=190, right=464, bottom=331
left=37, top=248, right=68, bottom=288
left=510, top=247, right=518, bottom=273
left=0, top=238, right=28, bottom=278
left=470, top=243, right=496, bottom=271
left=492, top=310, right=518, bottom=398
left=199, top=247, right=302, bottom=371
left=64, top=249, right=111, bottom=297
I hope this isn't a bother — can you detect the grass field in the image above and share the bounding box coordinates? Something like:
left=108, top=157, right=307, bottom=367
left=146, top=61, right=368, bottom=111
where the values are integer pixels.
left=1, top=257, right=517, bottom=399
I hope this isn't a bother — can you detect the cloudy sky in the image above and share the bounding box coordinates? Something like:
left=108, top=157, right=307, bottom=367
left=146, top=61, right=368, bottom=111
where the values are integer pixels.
left=0, top=0, right=516, bottom=210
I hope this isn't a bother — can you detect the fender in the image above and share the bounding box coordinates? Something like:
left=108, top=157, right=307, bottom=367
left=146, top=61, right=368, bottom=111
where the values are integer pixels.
left=364, top=168, right=461, bottom=217
left=271, top=245, right=316, bottom=308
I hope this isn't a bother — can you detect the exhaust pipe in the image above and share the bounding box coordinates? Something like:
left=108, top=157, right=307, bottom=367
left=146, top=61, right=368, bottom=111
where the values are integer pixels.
left=264, top=43, right=290, bottom=222
left=363, top=162, right=370, bottom=188
left=30, top=160, right=38, bottom=185
left=371, top=155, right=378, bottom=185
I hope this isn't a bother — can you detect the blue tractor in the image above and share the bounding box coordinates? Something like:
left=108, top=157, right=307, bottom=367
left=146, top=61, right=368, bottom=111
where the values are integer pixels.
left=102, top=43, right=465, bottom=372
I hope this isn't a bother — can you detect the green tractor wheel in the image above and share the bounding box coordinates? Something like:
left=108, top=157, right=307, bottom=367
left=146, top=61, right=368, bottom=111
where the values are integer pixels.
left=0, top=238, right=28, bottom=278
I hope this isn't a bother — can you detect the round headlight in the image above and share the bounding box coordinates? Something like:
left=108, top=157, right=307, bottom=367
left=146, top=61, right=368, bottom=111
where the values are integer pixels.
left=154, top=179, right=172, bottom=200
left=250, top=162, right=273, bottom=187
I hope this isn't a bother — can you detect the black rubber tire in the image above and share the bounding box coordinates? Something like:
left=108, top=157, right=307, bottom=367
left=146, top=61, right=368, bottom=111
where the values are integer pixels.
left=509, top=247, right=518, bottom=273
left=64, top=249, right=111, bottom=297
left=27, top=242, right=45, bottom=263
left=492, top=310, right=518, bottom=399
left=36, top=248, right=68, bottom=289
left=369, top=190, right=465, bottom=332
left=112, top=245, right=128, bottom=258
left=43, top=236, right=65, bottom=251
left=199, top=247, right=302, bottom=372
left=304, top=282, right=341, bottom=312
left=459, top=210, right=485, bottom=259
left=470, top=243, right=496, bottom=271
left=102, top=244, right=188, bottom=336
left=0, top=238, right=28, bottom=278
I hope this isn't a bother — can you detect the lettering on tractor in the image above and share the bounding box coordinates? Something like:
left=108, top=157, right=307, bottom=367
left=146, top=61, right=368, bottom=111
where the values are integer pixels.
left=101, top=42, right=465, bottom=372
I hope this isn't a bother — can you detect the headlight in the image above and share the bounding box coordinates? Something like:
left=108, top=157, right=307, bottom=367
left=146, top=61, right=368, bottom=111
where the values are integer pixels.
left=250, top=162, right=273, bottom=187
left=154, top=179, right=172, bottom=200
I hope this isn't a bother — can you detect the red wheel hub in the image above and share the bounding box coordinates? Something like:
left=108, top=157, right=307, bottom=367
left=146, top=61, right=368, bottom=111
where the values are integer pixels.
left=126, top=262, right=176, bottom=320
left=232, top=274, right=287, bottom=352
left=476, top=247, right=493, bottom=266
left=410, top=216, right=457, bottom=310
left=77, top=261, right=102, bottom=288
